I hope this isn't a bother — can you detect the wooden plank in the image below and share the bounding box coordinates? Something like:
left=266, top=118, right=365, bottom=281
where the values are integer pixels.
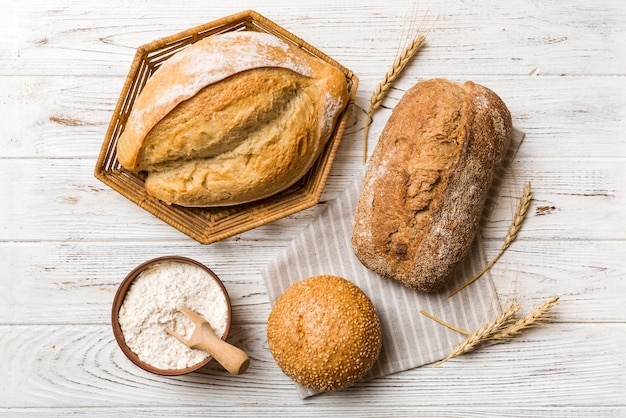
left=1, top=75, right=625, bottom=159
left=481, top=157, right=626, bottom=241
left=360, top=76, right=626, bottom=161
left=0, top=240, right=624, bottom=325
left=0, top=323, right=623, bottom=408
left=0, top=157, right=623, bottom=242
left=1, top=1, right=624, bottom=77
left=0, top=76, right=115, bottom=158
left=482, top=240, right=626, bottom=322
left=0, top=241, right=276, bottom=325
left=2, top=407, right=624, bottom=417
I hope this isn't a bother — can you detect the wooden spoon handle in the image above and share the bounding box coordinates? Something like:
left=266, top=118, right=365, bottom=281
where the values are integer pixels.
left=196, top=323, right=250, bottom=375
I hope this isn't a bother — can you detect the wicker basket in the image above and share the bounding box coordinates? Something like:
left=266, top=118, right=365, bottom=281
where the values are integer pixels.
left=94, top=10, right=358, bottom=244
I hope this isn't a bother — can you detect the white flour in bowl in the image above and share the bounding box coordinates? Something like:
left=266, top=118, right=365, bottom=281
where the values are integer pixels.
left=118, top=260, right=228, bottom=370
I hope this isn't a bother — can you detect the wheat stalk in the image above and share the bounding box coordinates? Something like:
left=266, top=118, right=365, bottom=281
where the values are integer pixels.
left=434, top=302, right=521, bottom=367
left=448, top=182, right=533, bottom=298
left=419, top=309, right=472, bottom=336
left=490, top=296, right=560, bottom=340
left=362, top=9, right=430, bottom=164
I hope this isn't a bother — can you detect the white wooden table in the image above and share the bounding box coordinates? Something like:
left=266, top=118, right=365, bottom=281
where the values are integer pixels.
left=2, top=1, right=625, bottom=416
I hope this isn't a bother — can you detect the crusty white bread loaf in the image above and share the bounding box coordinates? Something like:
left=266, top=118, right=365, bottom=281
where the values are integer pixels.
left=116, top=31, right=349, bottom=207
left=351, top=78, right=512, bottom=292
left=267, top=275, right=382, bottom=392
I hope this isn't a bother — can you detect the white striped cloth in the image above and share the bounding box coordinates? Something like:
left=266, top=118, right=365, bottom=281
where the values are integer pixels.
left=262, top=128, right=524, bottom=398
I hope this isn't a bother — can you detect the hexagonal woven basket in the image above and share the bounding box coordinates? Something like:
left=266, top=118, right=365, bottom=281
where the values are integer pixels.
left=94, top=10, right=358, bottom=244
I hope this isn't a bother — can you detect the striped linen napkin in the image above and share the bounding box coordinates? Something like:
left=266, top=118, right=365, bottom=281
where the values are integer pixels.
left=262, top=128, right=524, bottom=398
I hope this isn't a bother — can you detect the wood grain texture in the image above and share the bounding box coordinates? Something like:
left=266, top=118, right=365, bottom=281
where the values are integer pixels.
left=1, top=408, right=625, bottom=417
left=2, top=74, right=625, bottom=160
left=0, top=239, right=623, bottom=325
left=0, top=324, right=624, bottom=409
left=0, top=157, right=623, bottom=241
left=1, top=0, right=624, bottom=415
left=1, top=1, right=624, bottom=77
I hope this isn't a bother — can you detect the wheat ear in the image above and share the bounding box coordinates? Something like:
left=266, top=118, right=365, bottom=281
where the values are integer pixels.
left=434, top=303, right=521, bottom=367
left=448, top=182, right=533, bottom=298
left=490, top=296, right=560, bottom=340
left=362, top=11, right=429, bottom=164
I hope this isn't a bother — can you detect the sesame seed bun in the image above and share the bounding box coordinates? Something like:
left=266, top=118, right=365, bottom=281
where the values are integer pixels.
left=267, top=275, right=382, bottom=392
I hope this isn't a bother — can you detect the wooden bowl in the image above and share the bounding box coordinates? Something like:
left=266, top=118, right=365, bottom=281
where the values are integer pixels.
left=111, top=256, right=232, bottom=375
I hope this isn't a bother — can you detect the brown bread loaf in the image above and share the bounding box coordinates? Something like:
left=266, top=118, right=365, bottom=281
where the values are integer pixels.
left=116, top=31, right=349, bottom=207
left=351, top=78, right=512, bottom=292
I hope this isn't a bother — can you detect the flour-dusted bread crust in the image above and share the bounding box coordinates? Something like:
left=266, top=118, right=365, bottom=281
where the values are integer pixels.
left=116, top=31, right=349, bottom=207
left=351, top=78, right=512, bottom=292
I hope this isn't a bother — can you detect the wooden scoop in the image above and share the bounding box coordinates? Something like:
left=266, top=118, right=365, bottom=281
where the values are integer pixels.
left=166, top=306, right=250, bottom=375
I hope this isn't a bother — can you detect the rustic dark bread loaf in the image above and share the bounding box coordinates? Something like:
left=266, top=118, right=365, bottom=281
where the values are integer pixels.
left=267, top=275, right=382, bottom=392
left=351, top=78, right=512, bottom=292
left=116, top=31, right=349, bottom=207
